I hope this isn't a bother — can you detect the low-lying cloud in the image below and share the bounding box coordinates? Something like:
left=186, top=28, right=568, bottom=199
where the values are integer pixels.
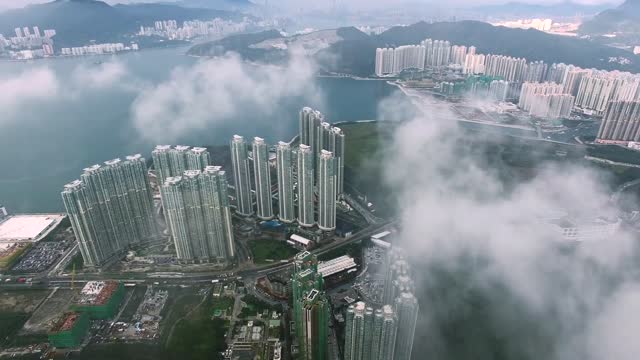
left=130, top=50, right=322, bottom=142
left=380, top=95, right=639, bottom=359
left=0, top=67, right=59, bottom=118
left=71, top=60, right=129, bottom=90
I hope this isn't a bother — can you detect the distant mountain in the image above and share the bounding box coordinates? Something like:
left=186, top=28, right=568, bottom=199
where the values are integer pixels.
left=472, top=1, right=613, bottom=18
left=190, top=21, right=640, bottom=76
left=175, top=0, right=256, bottom=11
left=188, top=29, right=283, bottom=60
left=579, top=0, right=640, bottom=36
left=373, top=21, right=640, bottom=73
left=0, top=0, right=241, bottom=48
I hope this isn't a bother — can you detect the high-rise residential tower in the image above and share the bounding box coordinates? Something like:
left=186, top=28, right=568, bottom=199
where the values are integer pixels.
left=152, top=145, right=210, bottom=186
left=230, top=135, right=254, bottom=216
left=317, top=150, right=337, bottom=231
left=317, top=123, right=345, bottom=195
left=300, top=288, right=329, bottom=360
left=292, top=251, right=328, bottom=360
left=394, top=292, right=420, bottom=360
left=161, top=166, right=235, bottom=262
left=297, top=144, right=315, bottom=227
left=372, top=305, right=398, bottom=360
left=597, top=101, right=640, bottom=143
left=276, top=141, right=296, bottom=223
left=300, top=107, right=323, bottom=156
left=62, top=155, right=157, bottom=267
left=252, top=137, right=273, bottom=220
left=344, top=302, right=398, bottom=360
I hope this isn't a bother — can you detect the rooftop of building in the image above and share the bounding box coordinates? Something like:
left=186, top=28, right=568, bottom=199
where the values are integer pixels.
left=126, top=154, right=143, bottom=161
left=175, top=145, right=190, bottom=151
left=83, top=164, right=101, bottom=173
left=50, top=312, right=81, bottom=333
left=78, top=281, right=119, bottom=306
left=0, top=214, right=64, bottom=242
left=190, top=147, right=208, bottom=153
left=104, top=158, right=121, bottom=166
left=64, top=180, right=83, bottom=190
left=153, top=145, right=172, bottom=151
left=318, top=255, right=357, bottom=278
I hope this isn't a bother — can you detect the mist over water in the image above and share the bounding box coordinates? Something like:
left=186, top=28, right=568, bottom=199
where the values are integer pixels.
left=0, top=47, right=396, bottom=213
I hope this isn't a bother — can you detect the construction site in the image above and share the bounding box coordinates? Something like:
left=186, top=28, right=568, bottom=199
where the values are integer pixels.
left=72, top=281, right=125, bottom=319
left=47, top=312, right=90, bottom=348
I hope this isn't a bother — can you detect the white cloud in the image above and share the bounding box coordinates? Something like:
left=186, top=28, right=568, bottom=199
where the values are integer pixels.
left=0, top=67, right=59, bottom=117
left=71, top=60, right=128, bottom=89
left=130, top=50, right=322, bottom=142
left=379, top=94, right=639, bottom=359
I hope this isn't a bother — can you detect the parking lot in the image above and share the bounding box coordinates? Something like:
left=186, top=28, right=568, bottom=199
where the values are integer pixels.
left=12, top=241, right=71, bottom=273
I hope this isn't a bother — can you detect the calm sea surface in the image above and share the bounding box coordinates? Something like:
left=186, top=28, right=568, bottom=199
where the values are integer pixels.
left=0, top=46, right=398, bottom=213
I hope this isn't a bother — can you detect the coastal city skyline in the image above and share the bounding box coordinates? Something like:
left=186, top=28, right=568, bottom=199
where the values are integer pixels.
left=1, top=0, right=640, bottom=359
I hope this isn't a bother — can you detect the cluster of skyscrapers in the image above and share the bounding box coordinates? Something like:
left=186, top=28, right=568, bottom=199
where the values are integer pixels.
left=230, top=108, right=345, bottom=232
left=375, top=39, right=475, bottom=75
left=375, top=37, right=640, bottom=124
left=138, top=17, right=251, bottom=41
left=343, top=247, right=419, bottom=360
left=152, top=145, right=235, bottom=263
left=62, top=155, right=158, bottom=267
left=518, top=82, right=575, bottom=119
left=0, top=26, right=56, bottom=59
left=597, top=101, right=640, bottom=144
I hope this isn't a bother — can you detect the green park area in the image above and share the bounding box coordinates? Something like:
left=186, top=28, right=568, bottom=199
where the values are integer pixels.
left=340, top=122, right=385, bottom=169
left=238, top=294, right=281, bottom=319
left=211, top=296, right=234, bottom=317
left=249, top=239, right=297, bottom=264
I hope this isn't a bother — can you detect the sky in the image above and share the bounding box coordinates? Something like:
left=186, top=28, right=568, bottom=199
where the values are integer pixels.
left=0, top=0, right=624, bottom=10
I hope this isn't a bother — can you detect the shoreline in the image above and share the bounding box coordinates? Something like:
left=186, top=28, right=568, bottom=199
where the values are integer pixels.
left=0, top=43, right=191, bottom=63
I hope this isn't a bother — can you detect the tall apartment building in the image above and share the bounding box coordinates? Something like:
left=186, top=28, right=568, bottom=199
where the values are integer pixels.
left=484, top=54, right=527, bottom=83
left=463, top=53, right=486, bottom=75
left=276, top=141, right=296, bottom=223
left=230, top=135, right=254, bottom=216
left=489, top=80, right=510, bottom=101
left=300, top=107, right=324, bottom=154
left=562, top=66, right=591, bottom=96
left=291, top=251, right=328, bottom=360
left=450, top=45, right=468, bottom=66
left=523, top=60, right=547, bottom=83
left=252, top=137, right=273, bottom=220
left=161, top=166, right=235, bottom=262
left=297, top=144, right=315, bottom=227
left=394, top=292, right=420, bottom=360
left=152, top=145, right=210, bottom=186
left=519, top=82, right=573, bottom=119
left=62, top=155, right=157, bottom=267
left=317, top=123, right=345, bottom=195
left=317, top=150, right=337, bottom=231
left=546, top=63, right=569, bottom=84
left=597, top=101, right=640, bottom=143
left=344, top=302, right=398, bottom=360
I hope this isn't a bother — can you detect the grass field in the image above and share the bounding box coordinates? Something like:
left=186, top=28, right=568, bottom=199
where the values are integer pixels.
left=211, top=296, right=234, bottom=315
left=238, top=294, right=281, bottom=319
left=340, top=122, right=385, bottom=169
left=249, top=239, right=297, bottom=264
left=163, top=288, right=229, bottom=360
